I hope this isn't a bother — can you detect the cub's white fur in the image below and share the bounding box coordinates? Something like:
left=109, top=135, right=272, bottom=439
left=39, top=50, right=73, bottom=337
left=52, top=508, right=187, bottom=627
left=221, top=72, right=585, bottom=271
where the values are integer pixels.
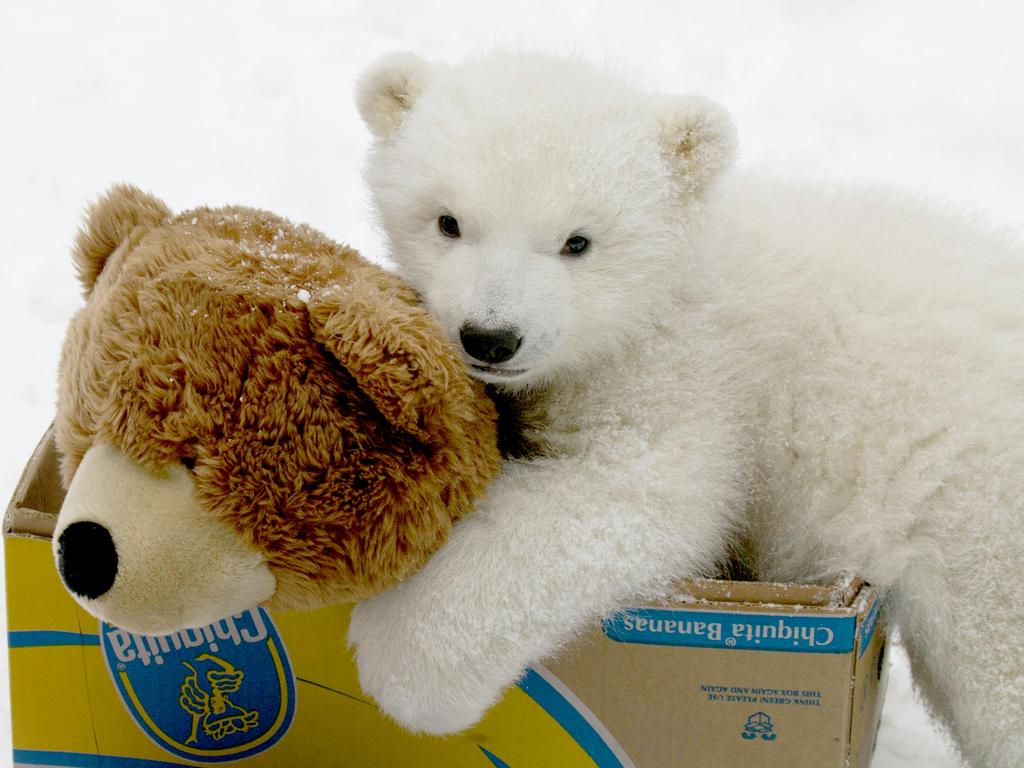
left=350, top=52, right=1024, bottom=767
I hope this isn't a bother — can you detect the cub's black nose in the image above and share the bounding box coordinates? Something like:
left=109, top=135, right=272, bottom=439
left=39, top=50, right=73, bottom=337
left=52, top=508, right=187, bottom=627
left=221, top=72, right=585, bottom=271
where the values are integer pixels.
left=459, top=323, right=523, bottom=365
left=57, top=521, right=118, bottom=600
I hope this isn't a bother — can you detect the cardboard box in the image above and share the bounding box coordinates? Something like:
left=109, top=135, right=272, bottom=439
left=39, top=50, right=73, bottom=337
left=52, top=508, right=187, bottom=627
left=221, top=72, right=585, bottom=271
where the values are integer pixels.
left=5, top=429, right=888, bottom=767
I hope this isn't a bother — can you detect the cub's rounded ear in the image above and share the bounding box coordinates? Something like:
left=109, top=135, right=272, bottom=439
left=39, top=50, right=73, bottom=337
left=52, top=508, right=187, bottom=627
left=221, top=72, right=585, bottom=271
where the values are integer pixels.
left=356, top=51, right=432, bottom=140
left=73, top=184, right=170, bottom=296
left=654, top=94, right=738, bottom=196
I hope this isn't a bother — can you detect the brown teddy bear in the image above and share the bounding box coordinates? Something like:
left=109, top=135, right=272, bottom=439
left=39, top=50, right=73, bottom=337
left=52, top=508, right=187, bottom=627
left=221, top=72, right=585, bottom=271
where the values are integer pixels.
left=52, top=185, right=500, bottom=634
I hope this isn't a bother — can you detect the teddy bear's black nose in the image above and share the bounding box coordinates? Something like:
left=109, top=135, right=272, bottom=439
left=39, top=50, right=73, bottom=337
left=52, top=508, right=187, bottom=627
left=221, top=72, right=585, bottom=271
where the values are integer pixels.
left=459, top=323, right=523, bottom=364
left=57, top=521, right=118, bottom=600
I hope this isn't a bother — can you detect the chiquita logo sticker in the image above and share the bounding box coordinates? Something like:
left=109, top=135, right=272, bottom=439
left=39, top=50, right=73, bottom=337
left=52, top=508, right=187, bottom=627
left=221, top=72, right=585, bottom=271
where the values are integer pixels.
left=100, top=608, right=296, bottom=763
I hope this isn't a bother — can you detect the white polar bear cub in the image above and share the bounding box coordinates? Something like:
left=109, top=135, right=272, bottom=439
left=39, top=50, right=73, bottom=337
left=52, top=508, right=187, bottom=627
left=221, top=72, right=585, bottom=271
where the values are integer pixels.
left=349, top=51, right=1024, bottom=767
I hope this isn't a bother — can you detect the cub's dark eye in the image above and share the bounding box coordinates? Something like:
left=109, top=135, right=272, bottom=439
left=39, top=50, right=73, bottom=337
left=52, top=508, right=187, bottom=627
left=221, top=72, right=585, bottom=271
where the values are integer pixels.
left=561, top=235, right=590, bottom=256
left=180, top=456, right=197, bottom=471
left=438, top=215, right=461, bottom=238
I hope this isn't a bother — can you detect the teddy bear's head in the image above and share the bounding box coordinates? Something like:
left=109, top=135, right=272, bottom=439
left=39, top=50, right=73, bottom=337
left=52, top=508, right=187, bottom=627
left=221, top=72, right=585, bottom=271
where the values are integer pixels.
left=53, top=185, right=500, bottom=634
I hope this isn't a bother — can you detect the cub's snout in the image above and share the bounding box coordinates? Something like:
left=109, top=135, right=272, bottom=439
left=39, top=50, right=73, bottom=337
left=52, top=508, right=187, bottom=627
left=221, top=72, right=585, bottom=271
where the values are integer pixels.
left=459, top=323, right=524, bottom=365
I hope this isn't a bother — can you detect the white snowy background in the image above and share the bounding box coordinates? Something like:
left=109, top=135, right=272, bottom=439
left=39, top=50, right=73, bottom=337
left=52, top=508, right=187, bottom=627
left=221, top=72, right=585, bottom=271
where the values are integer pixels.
left=2, top=1, right=1022, bottom=765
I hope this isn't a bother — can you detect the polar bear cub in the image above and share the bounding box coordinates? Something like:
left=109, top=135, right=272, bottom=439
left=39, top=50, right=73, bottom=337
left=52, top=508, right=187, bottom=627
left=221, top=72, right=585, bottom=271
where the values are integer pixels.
left=348, top=51, right=1024, bottom=768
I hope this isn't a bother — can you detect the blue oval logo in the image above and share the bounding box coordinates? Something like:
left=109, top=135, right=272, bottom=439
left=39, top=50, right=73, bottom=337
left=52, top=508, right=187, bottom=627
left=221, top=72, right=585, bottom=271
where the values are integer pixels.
left=100, top=608, right=296, bottom=763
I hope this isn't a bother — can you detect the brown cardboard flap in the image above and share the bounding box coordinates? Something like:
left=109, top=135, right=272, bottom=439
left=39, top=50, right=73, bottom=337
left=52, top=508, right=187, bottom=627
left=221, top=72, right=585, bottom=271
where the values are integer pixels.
left=673, top=575, right=864, bottom=609
left=5, top=426, right=61, bottom=539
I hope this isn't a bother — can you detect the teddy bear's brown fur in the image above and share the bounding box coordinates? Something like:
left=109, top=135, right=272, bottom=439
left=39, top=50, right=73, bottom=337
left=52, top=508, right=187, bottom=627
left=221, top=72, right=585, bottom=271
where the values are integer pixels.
left=56, top=184, right=500, bottom=612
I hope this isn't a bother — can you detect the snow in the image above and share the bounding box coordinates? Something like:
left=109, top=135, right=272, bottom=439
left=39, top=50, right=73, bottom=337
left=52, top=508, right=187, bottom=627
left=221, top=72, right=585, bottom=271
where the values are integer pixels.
left=3, top=0, right=1022, bottom=765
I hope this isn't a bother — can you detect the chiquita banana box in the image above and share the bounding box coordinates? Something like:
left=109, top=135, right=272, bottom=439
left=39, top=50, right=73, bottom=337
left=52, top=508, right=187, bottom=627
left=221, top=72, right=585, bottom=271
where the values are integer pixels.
left=5, top=431, right=888, bottom=768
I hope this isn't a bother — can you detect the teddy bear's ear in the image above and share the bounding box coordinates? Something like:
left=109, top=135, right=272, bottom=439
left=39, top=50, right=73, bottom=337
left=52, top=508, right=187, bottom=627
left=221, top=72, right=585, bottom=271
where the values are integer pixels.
left=307, top=272, right=471, bottom=443
left=356, top=51, right=433, bottom=140
left=654, top=94, right=738, bottom=196
left=73, top=184, right=171, bottom=296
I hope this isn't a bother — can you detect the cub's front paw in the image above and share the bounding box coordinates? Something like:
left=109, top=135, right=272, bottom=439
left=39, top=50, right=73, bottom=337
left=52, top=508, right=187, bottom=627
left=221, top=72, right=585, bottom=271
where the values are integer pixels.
left=348, top=590, right=503, bottom=735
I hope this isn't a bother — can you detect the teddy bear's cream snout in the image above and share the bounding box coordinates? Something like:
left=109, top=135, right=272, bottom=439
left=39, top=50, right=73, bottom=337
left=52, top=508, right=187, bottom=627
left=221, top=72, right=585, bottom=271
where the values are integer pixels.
left=53, top=442, right=276, bottom=635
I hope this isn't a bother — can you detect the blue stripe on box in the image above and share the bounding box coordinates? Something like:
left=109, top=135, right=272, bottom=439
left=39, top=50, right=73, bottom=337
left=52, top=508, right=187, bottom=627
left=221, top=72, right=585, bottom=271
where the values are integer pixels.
left=479, top=746, right=513, bottom=767
left=517, top=668, right=625, bottom=768
left=8, top=631, right=100, bottom=648
left=859, top=597, right=882, bottom=657
left=603, top=607, right=857, bottom=654
left=13, top=749, right=185, bottom=767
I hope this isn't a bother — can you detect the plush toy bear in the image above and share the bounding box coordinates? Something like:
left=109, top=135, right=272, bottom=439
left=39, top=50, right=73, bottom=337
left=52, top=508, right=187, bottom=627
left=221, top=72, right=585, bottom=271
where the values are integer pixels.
left=52, top=184, right=500, bottom=635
